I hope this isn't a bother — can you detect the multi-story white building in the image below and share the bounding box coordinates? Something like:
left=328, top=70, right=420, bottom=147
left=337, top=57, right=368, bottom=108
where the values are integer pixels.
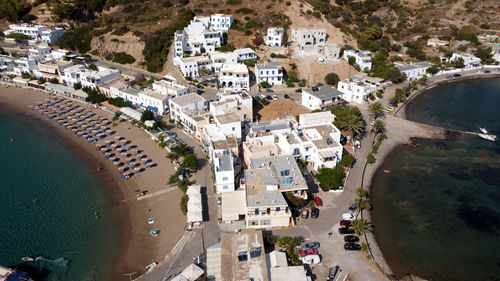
left=60, top=64, right=120, bottom=89
left=174, top=56, right=212, bottom=78
left=0, top=55, right=15, bottom=73
left=337, top=75, right=377, bottom=104
left=28, top=46, right=52, bottom=63
left=493, top=49, right=500, bottom=64
left=395, top=61, right=434, bottom=81
left=41, top=28, right=65, bottom=45
left=301, top=86, right=344, bottom=110
left=233, top=48, right=258, bottom=62
left=152, top=78, right=188, bottom=97
left=218, top=63, right=250, bottom=91
left=291, top=28, right=327, bottom=50
left=213, top=149, right=236, bottom=193
left=34, top=59, right=73, bottom=80
left=169, top=93, right=209, bottom=137
left=174, top=16, right=223, bottom=57
left=265, top=27, right=284, bottom=46
left=255, top=61, right=283, bottom=86
left=12, top=58, right=37, bottom=75
left=449, top=52, right=482, bottom=68
left=243, top=155, right=309, bottom=228
left=110, top=81, right=141, bottom=104
left=244, top=112, right=343, bottom=171
left=323, top=44, right=341, bottom=60
left=210, top=14, right=234, bottom=32
left=138, top=89, right=169, bottom=115
left=209, top=51, right=238, bottom=73
left=343, top=49, right=372, bottom=71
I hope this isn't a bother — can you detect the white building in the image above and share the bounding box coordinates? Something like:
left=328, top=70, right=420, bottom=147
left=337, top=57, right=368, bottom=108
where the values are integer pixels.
left=12, top=58, right=37, bottom=75
left=343, top=49, right=372, bottom=71
left=210, top=51, right=238, bottom=73
left=265, top=27, right=284, bottom=47
left=174, top=16, right=223, bottom=57
left=138, top=89, right=169, bottom=115
left=60, top=65, right=120, bottom=88
left=174, top=56, right=212, bottom=78
left=291, top=28, right=327, bottom=50
left=169, top=93, right=209, bottom=137
left=233, top=48, right=258, bottom=62
left=449, top=52, right=482, bottom=68
left=213, top=149, right=236, bottom=193
left=337, top=75, right=377, bottom=104
left=152, top=78, right=188, bottom=97
left=110, top=81, right=141, bottom=104
left=323, top=44, right=341, bottom=60
left=41, top=27, right=65, bottom=45
left=427, top=37, right=449, bottom=47
left=493, top=49, right=500, bottom=64
left=28, top=46, right=52, bottom=63
left=301, top=86, right=344, bottom=110
left=395, top=61, right=434, bottom=81
left=4, top=23, right=46, bottom=38
left=255, top=61, right=283, bottom=86
left=244, top=155, right=309, bottom=228
left=34, top=59, right=73, bottom=80
left=218, top=63, right=250, bottom=91
left=210, top=14, right=234, bottom=32
left=0, top=55, right=15, bottom=73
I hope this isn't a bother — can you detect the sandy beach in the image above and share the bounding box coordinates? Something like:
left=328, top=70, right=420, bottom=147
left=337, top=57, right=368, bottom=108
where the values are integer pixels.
left=0, top=85, right=186, bottom=280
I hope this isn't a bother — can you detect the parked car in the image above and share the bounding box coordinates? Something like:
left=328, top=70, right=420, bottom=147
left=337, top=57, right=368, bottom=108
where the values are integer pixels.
left=295, top=88, right=302, bottom=93
left=301, top=209, right=309, bottom=219
left=338, top=227, right=355, bottom=235
left=260, top=94, right=266, bottom=99
left=344, top=235, right=359, bottom=242
left=453, top=73, right=462, bottom=77
left=313, top=196, right=323, bottom=206
left=265, top=88, right=274, bottom=93
left=485, top=70, right=491, bottom=73
left=348, top=203, right=357, bottom=214
left=315, top=57, right=325, bottom=62
left=300, top=248, right=318, bottom=257
left=340, top=220, right=352, bottom=227
left=342, top=213, right=356, bottom=221
left=311, top=208, right=319, bottom=218
left=344, top=243, right=361, bottom=251
left=301, top=242, right=320, bottom=251
left=266, top=95, right=273, bottom=100
left=196, top=84, right=204, bottom=89
left=327, top=266, right=340, bottom=281
left=271, top=95, right=278, bottom=100
left=386, top=106, right=395, bottom=111
left=301, top=254, right=321, bottom=265
left=284, top=94, right=290, bottom=99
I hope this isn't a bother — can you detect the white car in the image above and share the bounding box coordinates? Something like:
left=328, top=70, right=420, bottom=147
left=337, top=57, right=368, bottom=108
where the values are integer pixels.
left=302, top=254, right=321, bottom=264
left=342, top=213, right=356, bottom=221
left=315, top=57, right=325, bottom=62
left=260, top=94, right=266, bottom=99
left=272, top=95, right=278, bottom=100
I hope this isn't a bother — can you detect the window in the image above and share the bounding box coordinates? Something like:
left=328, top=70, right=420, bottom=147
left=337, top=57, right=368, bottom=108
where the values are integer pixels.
left=250, top=247, right=262, bottom=258
left=255, top=208, right=259, bottom=215
left=280, top=170, right=290, bottom=176
left=238, top=251, right=248, bottom=262
left=232, top=127, right=235, bottom=131
left=276, top=207, right=280, bottom=212
left=293, top=148, right=300, bottom=155
left=223, top=177, right=228, bottom=181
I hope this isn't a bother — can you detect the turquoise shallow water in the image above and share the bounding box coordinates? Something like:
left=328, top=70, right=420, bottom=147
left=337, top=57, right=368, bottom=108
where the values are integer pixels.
left=0, top=105, right=120, bottom=281
left=371, top=78, right=500, bottom=281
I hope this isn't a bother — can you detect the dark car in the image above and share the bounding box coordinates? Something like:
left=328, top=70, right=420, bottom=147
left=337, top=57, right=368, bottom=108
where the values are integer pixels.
left=344, top=242, right=361, bottom=251
left=327, top=266, right=340, bottom=281
left=300, top=248, right=318, bottom=257
left=338, top=227, right=355, bottom=234
left=196, top=84, right=204, bottom=89
left=311, top=208, right=319, bottom=218
left=340, top=220, right=352, bottom=227
left=301, top=242, right=320, bottom=251
left=295, top=88, right=302, bottom=93
left=284, top=94, right=290, bottom=99
left=453, top=73, right=462, bottom=77
left=348, top=203, right=357, bottom=214
left=313, top=196, right=323, bottom=206
left=266, top=95, right=272, bottom=100
left=344, top=235, right=359, bottom=242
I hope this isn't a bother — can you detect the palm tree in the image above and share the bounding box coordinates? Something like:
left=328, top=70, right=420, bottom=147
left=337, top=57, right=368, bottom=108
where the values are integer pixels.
left=355, top=197, right=372, bottom=212
left=339, top=115, right=364, bottom=142
left=352, top=219, right=370, bottom=236
left=356, top=187, right=368, bottom=198
left=373, top=120, right=385, bottom=135
left=368, top=102, right=384, bottom=120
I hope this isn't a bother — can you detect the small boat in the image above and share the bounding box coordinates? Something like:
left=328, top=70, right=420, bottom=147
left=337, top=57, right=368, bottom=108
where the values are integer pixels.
left=148, top=218, right=154, bottom=224
left=21, top=256, right=36, bottom=262
left=480, top=127, right=488, bottom=134
left=146, top=261, right=158, bottom=271
left=149, top=230, right=160, bottom=237
left=479, top=134, right=496, bottom=142
left=383, top=170, right=391, bottom=173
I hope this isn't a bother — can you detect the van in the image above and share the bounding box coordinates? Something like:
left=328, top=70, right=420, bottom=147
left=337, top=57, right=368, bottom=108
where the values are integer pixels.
left=302, top=254, right=321, bottom=264
left=342, top=213, right=356, bottom=221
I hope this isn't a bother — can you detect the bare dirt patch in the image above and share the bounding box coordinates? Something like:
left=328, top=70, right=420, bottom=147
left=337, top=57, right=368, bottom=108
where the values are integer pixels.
left=91, top=32, right=145, bottom=67
left=256, top=99, right=310, bottom=121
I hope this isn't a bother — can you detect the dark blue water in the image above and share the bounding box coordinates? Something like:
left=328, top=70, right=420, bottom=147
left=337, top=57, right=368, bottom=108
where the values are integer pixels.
left=0, top=106, right=120, bottom=281
left=371, top=79, right=500, bottom=281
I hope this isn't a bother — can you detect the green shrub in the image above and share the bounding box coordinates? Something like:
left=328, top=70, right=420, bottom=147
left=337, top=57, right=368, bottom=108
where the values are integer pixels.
left=367, top=153, right=375, bottom=163
left=325, top=72, right=340, bottom=86
left=180, top=195, right=189, bottom=215
left=58, top=26, right=93, bottom=53
left=340, top=154, right=355, bottom=167
left=112, top=52, right=136, bottom=64
left=315, top=166, right=345, bottom=190
left=108, top=97, right=129, bottom=107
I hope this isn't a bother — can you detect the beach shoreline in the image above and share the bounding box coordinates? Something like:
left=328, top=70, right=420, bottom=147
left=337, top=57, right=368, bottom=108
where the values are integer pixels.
left=364, top=74, right=500, bottom=279
left=0, top=86, right=186, bottom=281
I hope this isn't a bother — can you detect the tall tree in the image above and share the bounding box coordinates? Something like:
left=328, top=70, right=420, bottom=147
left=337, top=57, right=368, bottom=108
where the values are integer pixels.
left=368, top=102, right=384, bottom=120
left=373, top=120, right=385, bottom=135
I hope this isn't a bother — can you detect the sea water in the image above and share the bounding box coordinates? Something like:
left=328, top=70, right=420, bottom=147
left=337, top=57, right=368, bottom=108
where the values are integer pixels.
left=371, top=78, right=500, bottom=281
left=0, top=106, right=120, bottom=281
